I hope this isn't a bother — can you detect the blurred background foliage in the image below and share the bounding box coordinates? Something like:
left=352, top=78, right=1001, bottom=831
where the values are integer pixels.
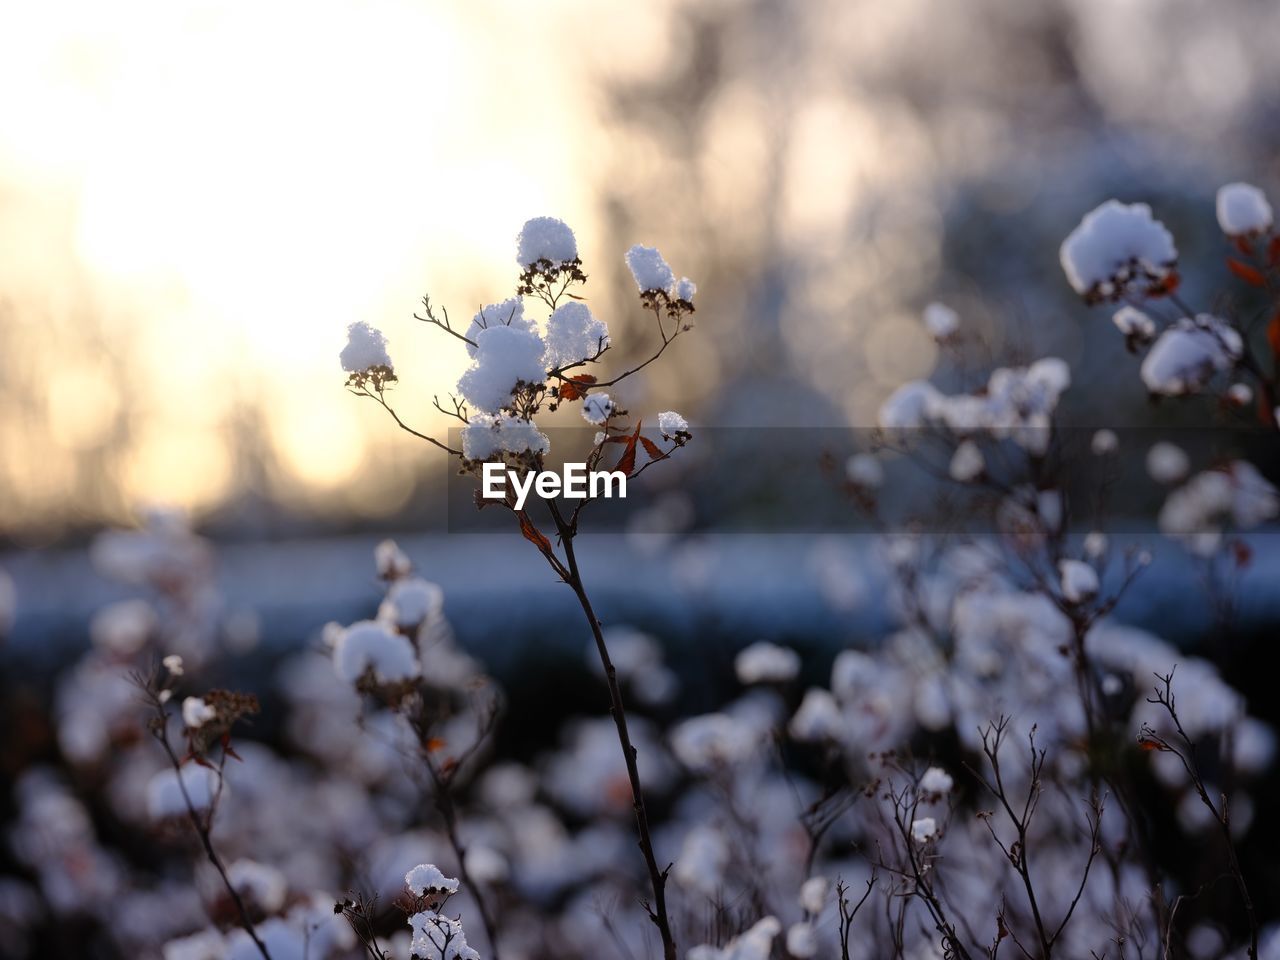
left=4, top=0, right=1280, bottom=545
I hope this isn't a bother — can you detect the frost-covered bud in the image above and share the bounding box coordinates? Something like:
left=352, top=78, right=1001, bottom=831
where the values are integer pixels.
left=911, top=817, right=938, bottom=844
left=625, top=244, right=676, bottom=294
left=923, top=301, right=960, bottom=340
left=517, top=216, right=578, bottom=267
left=1216, top=183, right=1273, bottom=237
left=405, top=863, right=460, bottom=898
left=1147, top=442, right=1190, bottom=484
left=949, top=440, right=984, bottom=482
left=1091, top=429, right=1118, bottom=456
left=340, top=321, right=392, bottom=374
left=919, top=766, right=954, bottom=796
left=1060, top=200, right=1177, bottom=302
left=182, top=697, right=217, bottom=729
left=674, top=276, right=697, bottom=303
left=799, top=876, right=828, bottom=915
left=1227, top=382, right=1253, bottom=407
left=658, top=410, right=690, bottom=441
left=1113, top=306, right=1156, bottom=343
left=845, top=453, right=883, bottom=489
left=1059, top=559, right=1099, bottom=604
left=581, top=393, right=616, bottom=425
left=734, top=642, right=801, bottom=685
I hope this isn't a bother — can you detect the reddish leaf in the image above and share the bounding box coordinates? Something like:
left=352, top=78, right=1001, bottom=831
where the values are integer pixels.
left=1149, top=271, right=1180, bottom=297
left=638, top=435, right=664, bottom=460
left=1269, top=235, right=1280, bottom=267
left=1235, top=236, right=1254, bottom=257
left=1268, top=312, right=1280, bottom=362
left=617, top=421, right=642, bottom=476
left=518, top=512, right=553, bottom=555
left=425, top=737, right=446, bottom=753
left=1232, top=540, right=1253, bottom=569
left=557, top=374, right=597, bottom=402
left=1227, top=257, right=1266, bottom=287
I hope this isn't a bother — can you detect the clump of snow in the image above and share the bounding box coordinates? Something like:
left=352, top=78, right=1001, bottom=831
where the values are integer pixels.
left=1140, top=315, right=1242, bottom=395
left=1159, top=462, right=1279, bottom=556
left=227, top=859, right=287, bottom=913
left=674, top=825, right=729, bottom=895
left=464, top=298, right=532, bottom=357
left=332, top=620, right=419, bottom=685
left=163, top=654, right=185, bottom=676
left=799, top=876, right=828, bottom=915
left=1091, top=429, right=1118, bottom=455
left=919, top=767, right=954, bottom=796
left=1084, top=531, right=1108, bottom=558
left=670, top=713, right=758, bottom=771
left=457, top=324, right=547, bottom=414
left=340, top=322, right=392, bottom=373
left=1227, top=382, right=1253, bottom=406
left=949, top=440, right=984, bottom=481
left=375, top=539, right=412, bottom=579
left=789, top=688, right=843, bottom=742
left=90, top=599, right=156, bottom=655
left=1112, top=306, right=1156, bottom=342
left=845, top=453, right=883, bottom=489
left=162, top=928, right=226, bottom=960
left=182, top=697, right=216, bottom=729
left=877, top=381, right=942, bottom=440
left=657, top=410, right=689, bottom=439
left=688, top=917, right=781, bottom=960
left=911, top=817, right=938, bottom=844
left=675, top=276, right=697, bottom=302
left=581, top=393, right=616, bottom=425
left=405, top=863, right=460, bottom=897
left=544, top=302, right=610, bottom=369
left=1059, top=559, right=1100, bottom=604
left=517, top=216, right=578, bottom=267
left=409, top=911, right=480, bottom=960
left=786, top=923, right=817, bottom=958
left=461, top=413, right=550, bottom=460
left=734, top=642, right=801, bottom=685
left=1060, top=200, right=1177, bottom=301
left=923, top=302, right=960, bottom=339
left=1147, top=442, right=1190, bottom=484
left=1216, top=182, right=1273, bottom=237
left=625, top=244, right=676, bottom=293
left=378, top=577, right=444, bottom=629
left=146, top=765, right=219, bottom=821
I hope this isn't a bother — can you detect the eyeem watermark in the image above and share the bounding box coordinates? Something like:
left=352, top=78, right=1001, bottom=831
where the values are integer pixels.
left=481, top=462, right=627, bottom=510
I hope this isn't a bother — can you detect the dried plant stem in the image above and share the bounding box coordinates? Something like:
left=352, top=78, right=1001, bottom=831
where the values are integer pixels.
left=151, top=723, right=272, bottom=960
left=553, top=520, right=677, bottom=960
